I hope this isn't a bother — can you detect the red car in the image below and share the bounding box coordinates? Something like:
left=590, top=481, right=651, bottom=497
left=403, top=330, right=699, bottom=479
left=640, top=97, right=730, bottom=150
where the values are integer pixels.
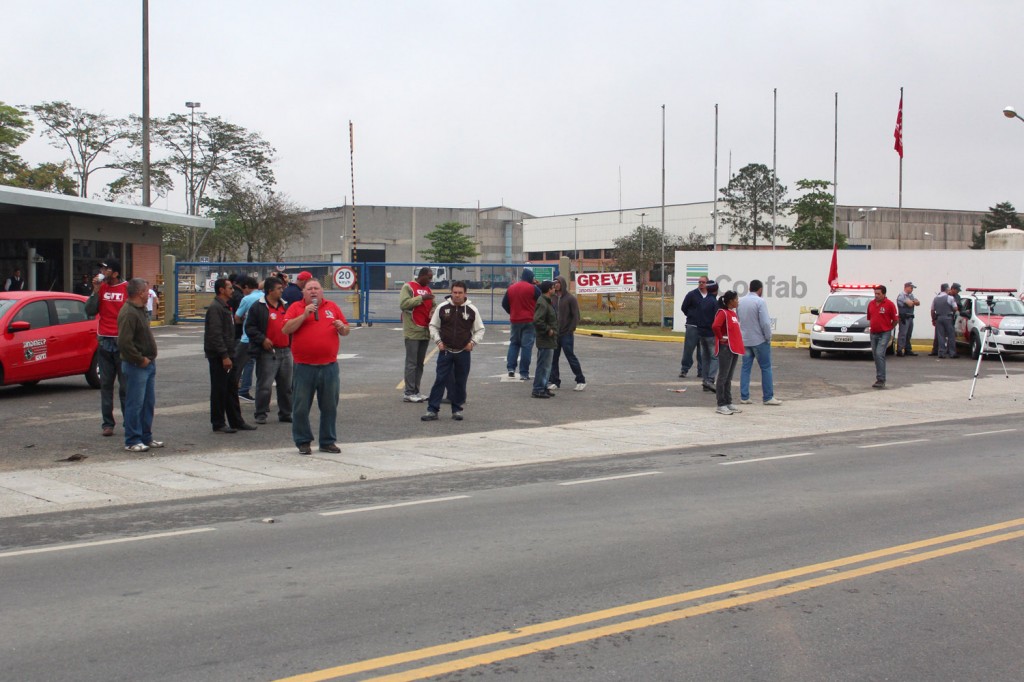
left=0, top=291, right=100, bottom=388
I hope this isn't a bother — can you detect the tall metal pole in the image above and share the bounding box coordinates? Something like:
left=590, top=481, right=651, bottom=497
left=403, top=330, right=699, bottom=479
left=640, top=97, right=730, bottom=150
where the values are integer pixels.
left=141, top=0, right=151, bottom=207
left=350, top=121, right=358, bottom=263
left=833, top=92, right=838, bottom=247
left=771, top=87, right=778, bottom=250
left=185, top=102, right=200, bottom=215
left=572, top=217, right=579, bottom=270
left=713, top=103, right=719, bottom=251
left=897, top=87, right=904, bottom=249
left=660, top=104, right=666, bottom=327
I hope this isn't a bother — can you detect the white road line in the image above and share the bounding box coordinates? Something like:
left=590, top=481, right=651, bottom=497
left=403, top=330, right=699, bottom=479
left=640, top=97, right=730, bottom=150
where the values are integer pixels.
left=558, top=472, right=662, bottom=486
left=719, top=452, right=816, bottom=466
left=0, top=527, right=216, bottom=560
left=319, top=495, right=470, bottom=516
left=963, top=429, right=1017, bottom=437
left=857, top=439, right=929, bottom=449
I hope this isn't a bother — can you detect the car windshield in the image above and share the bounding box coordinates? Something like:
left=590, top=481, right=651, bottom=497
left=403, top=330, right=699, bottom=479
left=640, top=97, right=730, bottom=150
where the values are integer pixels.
left=822, top=294, right=870, bottom=314
left=975, top=297, right=1024, bottom=316
left=0, top=299, right=15, bottom=317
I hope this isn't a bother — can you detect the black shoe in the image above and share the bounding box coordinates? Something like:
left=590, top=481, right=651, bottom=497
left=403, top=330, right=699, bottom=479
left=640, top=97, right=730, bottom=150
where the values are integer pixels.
left=236, top=423, right=257, bottom=431
left=508, top=371, right=516, bottom=378
left=297, top=443, right=312, bottom=455
left=949, top=355, right=959, bottom=359
left=254, top=416, right=267, bottom=424
left=531, top=392, right=550, bottom=398
left=896, top=351, right=904, bottom=357
left=702, top=382, right=716, bottom=392
left=279, top=416, right=292, bottom=423
left=212, top=425, right=237, bottom=434
left=928, top=352, right=938, bottom=356
left=421, top=410, right=439, bottom=421
left=545, top=391, right=557, bottom=397
left=319, top=443, right=341, bottom=453
left=906, top=352, right=919, bottom=357
left=452, top=412, right=464, bottom=421
left=520, top=375, right=531, bottom=381
left=678, top=371, right=687, bottom=378
left=872, top=380, right=885, bottom=389
left=238, top=393, right=255, bottom=403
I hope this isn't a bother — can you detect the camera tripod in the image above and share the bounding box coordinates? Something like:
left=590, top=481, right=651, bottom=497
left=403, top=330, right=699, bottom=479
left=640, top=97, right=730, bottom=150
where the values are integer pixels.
left=968, top=326, right=1009, bottom=400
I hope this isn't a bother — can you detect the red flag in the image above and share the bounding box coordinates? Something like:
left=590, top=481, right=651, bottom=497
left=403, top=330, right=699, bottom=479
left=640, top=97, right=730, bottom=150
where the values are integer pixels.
left=893, top=95, right=903, bottom=158
left=828, top=244, right=839, bottom=288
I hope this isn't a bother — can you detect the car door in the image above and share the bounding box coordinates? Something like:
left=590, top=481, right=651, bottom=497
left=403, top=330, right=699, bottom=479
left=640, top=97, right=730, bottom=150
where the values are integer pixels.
left=51, top=297, right=96, bottom=375
left=3, top=299, right=56, bottom=383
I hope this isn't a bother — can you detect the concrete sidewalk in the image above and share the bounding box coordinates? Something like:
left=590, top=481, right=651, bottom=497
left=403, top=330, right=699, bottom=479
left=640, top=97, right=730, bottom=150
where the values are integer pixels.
left=0, top=372, right=1019, bottom=519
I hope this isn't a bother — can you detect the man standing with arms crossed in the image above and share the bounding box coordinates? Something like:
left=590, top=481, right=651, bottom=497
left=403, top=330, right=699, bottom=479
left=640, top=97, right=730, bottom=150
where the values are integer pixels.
left=85, top=259, right=128, bottom=438
left=205, top=278, right=257, bottom=434
left=531, top=281, right=559, bottom=399
left=896, top=281, right=920, bottom=356
left=867, top=285, right=899, bottom=388
left=400, top=267, right=434, bottom=402
left=117, top=278, right=161, bottom=453
left=282, top=277, right=350, bottom=455
left=737, top=279, right=782, bottom=406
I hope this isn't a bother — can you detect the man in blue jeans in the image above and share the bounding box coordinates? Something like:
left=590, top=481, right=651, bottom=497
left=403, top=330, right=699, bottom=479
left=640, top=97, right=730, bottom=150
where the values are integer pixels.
left=502, top=268, right=540, bottom=380
left=867, top=285, right=899, bottom=389
left=737, top=279, right=782, bottom=406
left=117, top=278, right=162, bottom=452
left=85, top=258, right=128, bottom=437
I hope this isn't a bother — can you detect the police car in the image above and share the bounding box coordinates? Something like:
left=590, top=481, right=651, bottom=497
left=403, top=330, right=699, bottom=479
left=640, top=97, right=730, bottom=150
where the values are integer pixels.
left=954, top=288, right=1024, bottom=359
left=808, top=284, right=895, bottom=358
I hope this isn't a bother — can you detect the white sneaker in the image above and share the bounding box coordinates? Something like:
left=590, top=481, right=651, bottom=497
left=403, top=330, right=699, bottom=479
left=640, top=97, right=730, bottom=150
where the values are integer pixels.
left=574, top=383, right=587, bottom=392
left=145, top=440, right=165, bottom=448
left=763, top=398, right=783, bottom=406
left=402, top=394, right=421, bottom=403
left=727, top=404, right=743, bottom=413
left=416, top=393, right=429, bottom=401
left=716, top=406, right=733, bottom=415
left=739, top=399, right=752, bottom=405
left=125, top=443, right=150, bottom=452
left=547, top=383, right=558, bottom=390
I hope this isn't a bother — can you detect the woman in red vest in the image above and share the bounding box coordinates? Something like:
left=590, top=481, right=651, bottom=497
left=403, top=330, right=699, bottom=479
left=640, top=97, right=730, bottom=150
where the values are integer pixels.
left=712, top=290, right=745, bottom=415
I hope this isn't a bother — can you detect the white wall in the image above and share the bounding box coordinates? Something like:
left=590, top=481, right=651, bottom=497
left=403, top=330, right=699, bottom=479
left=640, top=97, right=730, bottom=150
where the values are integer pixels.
left=672, top=250, right=1024, bottom=339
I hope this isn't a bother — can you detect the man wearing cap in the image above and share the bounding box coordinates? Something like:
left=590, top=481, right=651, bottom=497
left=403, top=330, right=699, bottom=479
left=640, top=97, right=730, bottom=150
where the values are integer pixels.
left=932, top=283, right=960, bottom=359
left=679, top=276, right=719, bottom=387
left=85, top=258, right=129, bottom=437
left=282, top=271, right=311, bottom=308
left=896, top=282, right=921, bottom=356
left=531, top=281, right=558, bottom=398
left=400, top=267, right=435, bottom=402
left=502, top=268, right=540, bottom=380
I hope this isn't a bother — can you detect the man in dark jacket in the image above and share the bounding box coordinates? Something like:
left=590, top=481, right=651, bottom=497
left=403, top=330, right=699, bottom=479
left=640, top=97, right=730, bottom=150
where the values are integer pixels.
left=501, top=268, right=540, bottom=380
left=244, top=276, right=293, bottom=425
left=679, top=278, right=719, bottom=391
left=531, top=281, right=558, bottom=398
left=549, top=276, right=586, bottom=391
left=421, top=281, right=485, bottom=422
left=117, top=278, right=161, bottom=452
left=204, top=278, right=256, bottom=434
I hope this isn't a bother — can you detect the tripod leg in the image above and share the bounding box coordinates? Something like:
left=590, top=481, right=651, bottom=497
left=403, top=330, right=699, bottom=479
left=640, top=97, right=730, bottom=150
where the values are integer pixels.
left=968, top=328, right=988, bottom=400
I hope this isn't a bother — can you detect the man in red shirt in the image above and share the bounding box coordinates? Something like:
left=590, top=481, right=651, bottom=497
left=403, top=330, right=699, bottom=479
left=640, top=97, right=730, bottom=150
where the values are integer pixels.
left=866, top=285, right=899, bottom=389
left=244, top=276, right=293, bottom=425
left=282, top=278, right=350, bottom=455
left=85, top=258, right=128, bottom=437
left=501, top=268, right=540, bottom=380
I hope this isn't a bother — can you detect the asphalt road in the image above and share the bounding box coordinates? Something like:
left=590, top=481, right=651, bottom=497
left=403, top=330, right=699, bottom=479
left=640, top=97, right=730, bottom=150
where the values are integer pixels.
left=2, top=418, right=1022, bottom=681
left=2, top=323, right=1017, bottom=472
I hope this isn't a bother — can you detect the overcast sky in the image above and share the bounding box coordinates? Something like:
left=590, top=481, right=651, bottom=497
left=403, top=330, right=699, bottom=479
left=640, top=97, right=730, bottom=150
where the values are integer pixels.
left=5, top=0, right=1024, bottom=217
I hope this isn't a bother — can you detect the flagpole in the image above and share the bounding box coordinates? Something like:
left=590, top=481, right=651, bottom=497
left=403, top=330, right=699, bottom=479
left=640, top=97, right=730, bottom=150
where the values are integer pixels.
left=898, top=87, right=903, bottom=249
left=833, top=91, right=838, bottom=248
left=713, top=103, right=719, bottom=251
left=772, top=87, right=778, bottom=250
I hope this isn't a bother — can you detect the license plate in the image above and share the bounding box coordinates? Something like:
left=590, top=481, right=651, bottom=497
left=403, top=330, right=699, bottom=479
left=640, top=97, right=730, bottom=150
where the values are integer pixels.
left=1011, top=337, right=1024, bottom=346
left=834, top=335, right=853, bottom=343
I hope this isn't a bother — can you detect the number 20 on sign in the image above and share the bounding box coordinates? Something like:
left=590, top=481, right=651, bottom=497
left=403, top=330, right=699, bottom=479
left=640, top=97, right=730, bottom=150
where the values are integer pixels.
left=333, top=267, right=356, bottom=289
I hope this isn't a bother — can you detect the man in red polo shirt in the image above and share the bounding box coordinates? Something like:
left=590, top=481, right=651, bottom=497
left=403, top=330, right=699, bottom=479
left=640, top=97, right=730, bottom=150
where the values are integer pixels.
left=866, top=284, right=899, bottom=389
left=282, top=278, right=350, bottom=455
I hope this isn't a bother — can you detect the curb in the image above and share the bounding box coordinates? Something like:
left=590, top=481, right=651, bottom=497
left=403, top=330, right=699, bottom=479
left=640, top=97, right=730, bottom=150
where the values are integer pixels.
left=575, top=329, right=929, bottom=351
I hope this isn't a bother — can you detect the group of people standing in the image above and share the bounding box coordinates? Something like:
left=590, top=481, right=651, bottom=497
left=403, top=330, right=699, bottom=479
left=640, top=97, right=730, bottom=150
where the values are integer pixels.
left=679, top=276, right=782, bottom=415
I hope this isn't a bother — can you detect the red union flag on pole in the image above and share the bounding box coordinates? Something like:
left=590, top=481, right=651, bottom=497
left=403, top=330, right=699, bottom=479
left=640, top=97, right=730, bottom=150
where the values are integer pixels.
left=893, top=95, right=904, bottom=158
left=827, top=244, right=839, bottom=288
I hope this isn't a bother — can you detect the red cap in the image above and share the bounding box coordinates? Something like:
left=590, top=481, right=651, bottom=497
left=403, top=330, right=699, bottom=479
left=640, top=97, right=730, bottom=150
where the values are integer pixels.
left=297, top=271, right=313, bottom=281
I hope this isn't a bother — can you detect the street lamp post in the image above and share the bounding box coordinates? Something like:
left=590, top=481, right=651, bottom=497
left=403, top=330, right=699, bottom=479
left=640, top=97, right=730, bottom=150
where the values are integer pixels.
left=858, top=207, right=877, bottom=241
left=572, top=217, right=580, bottom=273
left=185, top=101, right=201, bottom=215
left=1003, top=106, right=1024, bottom=123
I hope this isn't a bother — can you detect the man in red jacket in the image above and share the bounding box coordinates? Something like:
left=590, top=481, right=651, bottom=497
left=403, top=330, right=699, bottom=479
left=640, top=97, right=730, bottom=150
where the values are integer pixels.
left=866, top=285, right=899, bottom=389
left=501, top=268, right=540, bottom=380
left=85, top=258, right=128, bottom=437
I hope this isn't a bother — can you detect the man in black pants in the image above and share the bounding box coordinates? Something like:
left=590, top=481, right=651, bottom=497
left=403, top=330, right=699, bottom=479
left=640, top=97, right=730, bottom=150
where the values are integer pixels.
left=204, top=278, right=257, bottom=434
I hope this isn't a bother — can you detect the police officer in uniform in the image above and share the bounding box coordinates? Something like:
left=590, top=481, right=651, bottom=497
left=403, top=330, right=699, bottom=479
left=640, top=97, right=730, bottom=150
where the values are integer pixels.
left=895, top=281, right=920, bottom=356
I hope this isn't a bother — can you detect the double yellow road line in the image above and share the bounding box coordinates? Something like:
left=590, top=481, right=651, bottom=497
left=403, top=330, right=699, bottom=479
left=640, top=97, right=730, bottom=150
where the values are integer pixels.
left=277, top=517, right=1024, bottom=682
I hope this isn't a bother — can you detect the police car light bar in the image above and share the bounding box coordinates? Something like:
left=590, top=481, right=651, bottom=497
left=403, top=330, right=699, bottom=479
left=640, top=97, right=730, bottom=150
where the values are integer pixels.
left=830, top=283, right=880, bottom=292
left=965, top=287, right=1017, bottom=294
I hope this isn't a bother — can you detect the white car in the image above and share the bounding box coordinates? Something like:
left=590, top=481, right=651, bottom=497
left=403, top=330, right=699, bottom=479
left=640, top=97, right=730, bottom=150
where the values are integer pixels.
left=808, top=285, right=895, bottom=358
left=954, top=288, right=1024, bottom=358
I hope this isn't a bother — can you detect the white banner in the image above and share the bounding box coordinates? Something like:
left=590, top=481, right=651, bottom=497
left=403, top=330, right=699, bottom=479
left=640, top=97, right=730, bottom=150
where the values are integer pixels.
left=576, top=271, right=637, bottom=294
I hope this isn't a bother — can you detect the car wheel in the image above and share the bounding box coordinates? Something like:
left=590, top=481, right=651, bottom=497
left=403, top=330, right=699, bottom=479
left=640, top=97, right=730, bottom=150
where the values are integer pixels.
left=85, top=350, right=101, bottom=388
left=809, top=348, right=822, bottom=359
left=20, top=380, right=39, bottom=388
left=970, top=332, right=982, bottom=360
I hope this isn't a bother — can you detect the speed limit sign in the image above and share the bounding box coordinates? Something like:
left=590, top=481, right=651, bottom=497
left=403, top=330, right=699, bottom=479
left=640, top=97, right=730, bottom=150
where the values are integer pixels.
left=333, top=266, right=356, bottom=289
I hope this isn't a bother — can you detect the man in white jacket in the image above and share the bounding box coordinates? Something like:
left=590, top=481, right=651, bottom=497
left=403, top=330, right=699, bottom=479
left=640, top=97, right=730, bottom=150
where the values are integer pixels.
left=421, top=281, right=485, bottom=422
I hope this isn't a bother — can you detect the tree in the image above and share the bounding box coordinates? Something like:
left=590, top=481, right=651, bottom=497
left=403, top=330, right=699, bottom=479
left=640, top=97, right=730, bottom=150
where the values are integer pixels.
left=418, top=222, right=478, bottom=263
left=0, top=102, right=78, bottom=195
left=612, top=223, right=683, bottom=324
left=6, top=161, right=78, bottom=195
left=971, top=201, right=1023, bottom=249
left=31, top=101, right=129, bottom=198
left=788, top=179, right=847, bottom=250
left=720, top=163, right=789, bottom=247
left=202, top=180, right=307, bottom=262
left=0, top=101, right=33, bottom=176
